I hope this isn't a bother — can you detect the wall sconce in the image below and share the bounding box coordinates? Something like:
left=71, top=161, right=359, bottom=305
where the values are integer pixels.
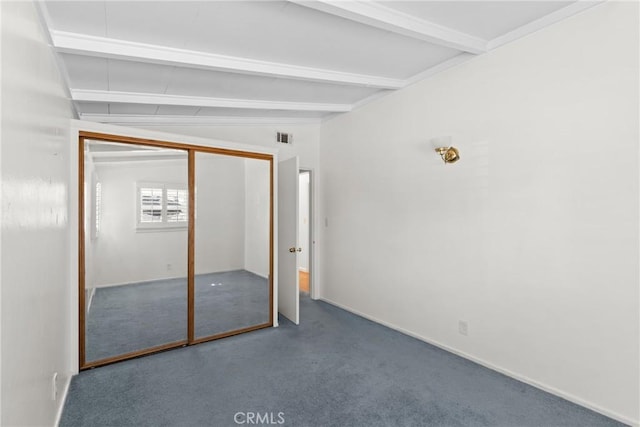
left=430, top=136, right=460, bottom=164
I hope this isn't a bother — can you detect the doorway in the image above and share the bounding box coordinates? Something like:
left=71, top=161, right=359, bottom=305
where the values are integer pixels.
left=275, top=161, right=313, bottom=325
left=298, top=170, right=312, bottom=296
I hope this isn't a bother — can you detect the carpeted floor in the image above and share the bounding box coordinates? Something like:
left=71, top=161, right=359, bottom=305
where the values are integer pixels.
left=86, top=270, right=269, bottom=362
left=65, top=295, right=624, bottom=427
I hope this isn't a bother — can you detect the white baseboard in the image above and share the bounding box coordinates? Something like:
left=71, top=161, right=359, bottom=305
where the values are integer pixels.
left=319, top=297, right=638, bottom=427
left=94, top=274, right=187, bottom=288
left=54, top=374, right=72, bottom=427
left=95, top=269, right=266, bottom=288
left=245, top=269, right=269, bottom=280
left=298, top=268, right=309, bottom=273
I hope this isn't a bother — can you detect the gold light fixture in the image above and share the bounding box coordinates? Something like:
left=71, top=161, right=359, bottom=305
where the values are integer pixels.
left=435, top=146, right=460, bottom=164
left=431, top=136, right=460, bottom=164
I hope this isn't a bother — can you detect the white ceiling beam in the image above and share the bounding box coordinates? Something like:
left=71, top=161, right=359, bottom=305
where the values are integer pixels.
left=289, top=0, right=487, bottom=54
left=79, top=114, right=323, bottom=126
left=487, top=1, right=605, bottom=50
left=72, top=89, right=352, bottom=112
left=52, top=31, right=405, bottom=90
left=33, top=3, right=80, bottom=119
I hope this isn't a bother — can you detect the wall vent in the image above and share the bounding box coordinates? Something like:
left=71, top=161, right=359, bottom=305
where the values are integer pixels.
left=277, top=132, right=292, bottom=144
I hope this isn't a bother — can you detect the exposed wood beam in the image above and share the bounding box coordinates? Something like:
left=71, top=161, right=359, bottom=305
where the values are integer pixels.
left=52, top=31, right=405, bottom=90
left=72, top=90, right=351, bottom=112
left=289, top=0, right=487, bottom=54
left=79, top=114, right=323, bottom=126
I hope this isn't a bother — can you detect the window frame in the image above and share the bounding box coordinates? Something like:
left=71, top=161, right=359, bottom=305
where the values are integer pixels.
left=136, top=182, right=188, bottom=231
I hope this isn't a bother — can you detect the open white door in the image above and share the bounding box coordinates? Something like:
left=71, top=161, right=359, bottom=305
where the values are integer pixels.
left=278, top=157, right=300, bottom=325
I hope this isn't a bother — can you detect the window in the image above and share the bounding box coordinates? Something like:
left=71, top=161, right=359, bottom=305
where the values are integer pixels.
left=166, top=188, right=188, bottom=223
left=140, top=187, right=163, bottom=224
left=137, top=183, right=188, bottom=229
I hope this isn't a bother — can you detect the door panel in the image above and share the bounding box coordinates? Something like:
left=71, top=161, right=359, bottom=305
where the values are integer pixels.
left=278, top=157, right=299, bottom=325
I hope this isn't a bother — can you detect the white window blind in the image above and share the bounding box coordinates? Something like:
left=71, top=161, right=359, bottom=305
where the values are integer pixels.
left=166, top=188, right=188, bottom=223
left=140, top=187, right=163, bottom=223
left=137, top=183, right=187, bottom=229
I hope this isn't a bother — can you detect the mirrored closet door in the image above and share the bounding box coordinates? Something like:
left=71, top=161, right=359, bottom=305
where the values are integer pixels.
left=82, top=139, right=189, bottom=366
left=79, top=133, right=273, bottom=369
left=194, top=152, right=271, bottom=340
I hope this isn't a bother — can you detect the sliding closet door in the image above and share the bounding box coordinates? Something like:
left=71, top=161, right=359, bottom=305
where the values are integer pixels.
left=80, top=133, right=274, bottom=369
left=193, top=152, right=271, bottom=340
left=82, top=139, right=189, bottom=366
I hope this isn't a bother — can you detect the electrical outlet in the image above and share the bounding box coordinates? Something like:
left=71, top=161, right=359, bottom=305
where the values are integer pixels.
left=167, top=264, right=172, bottom=271
left=458, top=321, right=468, bottom=336
left=51, top=372, right=58, bottom=401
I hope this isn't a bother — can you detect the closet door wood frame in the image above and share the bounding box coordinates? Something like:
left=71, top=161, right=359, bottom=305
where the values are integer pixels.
left=78, top=131, right=274, bottom=370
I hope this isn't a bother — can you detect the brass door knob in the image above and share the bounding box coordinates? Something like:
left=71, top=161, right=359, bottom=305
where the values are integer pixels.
left=289, top=247, right=296, bottom=253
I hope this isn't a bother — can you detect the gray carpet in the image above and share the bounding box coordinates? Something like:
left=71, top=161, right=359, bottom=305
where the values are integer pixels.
left=65, top=296, right=624, bottom=427
left=86, top=270, right=269, bottom=362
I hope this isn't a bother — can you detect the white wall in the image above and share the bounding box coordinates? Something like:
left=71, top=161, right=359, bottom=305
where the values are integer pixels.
left=298, top=172, right=310, bottom=271
left=140, top=124, right=320, bottom=168
left=83, top=153, right=96, bottom=297
left=141, top=124, right=323, bottom=298
left=0, top=2, right=75, bottom=425
left=91, top=159, right=190, bottom=286
left=320, top=2, right=639, bottom=425
left=89, top=155, right=253, bottom=286
left=244, top=158, right=271, bottom=278
left=1, top=3, right=4, bottom=420
left=194, top=153, right=246, bottom=275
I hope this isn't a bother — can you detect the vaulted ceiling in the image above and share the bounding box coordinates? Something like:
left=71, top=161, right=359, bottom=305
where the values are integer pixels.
left=37, top=1, right=599, bottom=126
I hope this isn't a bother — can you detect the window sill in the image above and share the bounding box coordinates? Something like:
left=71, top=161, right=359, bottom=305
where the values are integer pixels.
left=136, top=225, right=187, bottom=233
